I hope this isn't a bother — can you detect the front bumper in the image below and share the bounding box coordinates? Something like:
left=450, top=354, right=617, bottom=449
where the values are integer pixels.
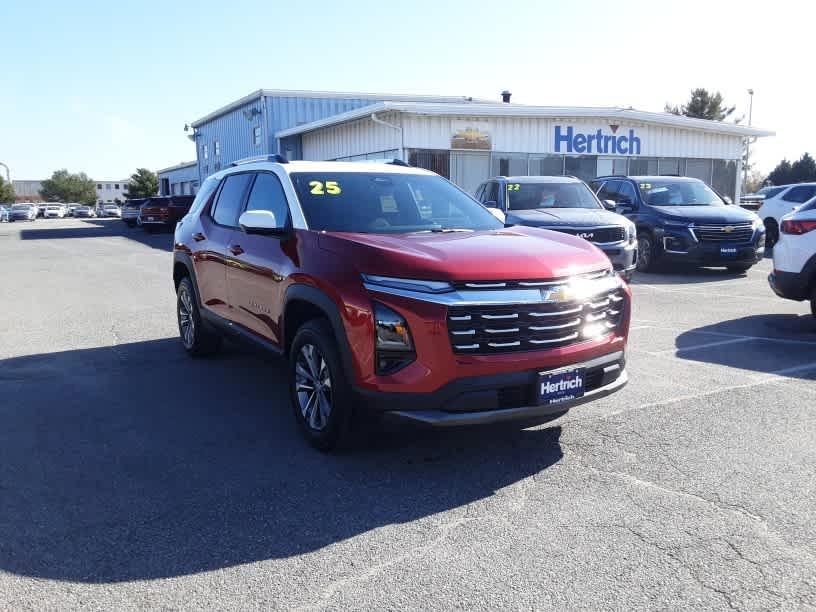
left=768, top=270, right=810, bottom=301
left=357, top=350, right=626, bottom=426
left=598, top=241, right=637, bottom=276
left=657, top=228, right=764, bottom=266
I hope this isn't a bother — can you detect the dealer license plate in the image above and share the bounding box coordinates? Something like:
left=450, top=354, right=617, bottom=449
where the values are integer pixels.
left=720, top=246, right=738, bottom=257
left=538, top=367, right=586, bottom=405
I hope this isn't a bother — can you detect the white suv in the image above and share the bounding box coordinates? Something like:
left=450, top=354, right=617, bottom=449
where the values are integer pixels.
left=43, top=204, right=66, bottom=218
left=768, top=198, right=816, bottom=316
left=758, top=183, right=816, bottom=247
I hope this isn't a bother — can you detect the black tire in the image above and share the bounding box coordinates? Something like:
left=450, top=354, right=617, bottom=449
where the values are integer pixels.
left=289, top=319, right=355, bottom=452
left=764, top=218, right=779, bottom=249
left=176, top=277, right=221, bottom=357
left=810, top=286, right=816, bottom=318
left=727, top=264, right=752, bottom=273
left=636, top=233, right=656, bottom=272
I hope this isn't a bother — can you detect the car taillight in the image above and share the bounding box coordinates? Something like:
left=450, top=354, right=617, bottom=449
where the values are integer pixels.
left=780, top=219, right=816, bottom=235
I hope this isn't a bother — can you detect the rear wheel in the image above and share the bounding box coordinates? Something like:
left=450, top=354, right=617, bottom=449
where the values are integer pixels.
left=636, top=234, right=656, bottom=272
left=289, top=319, right=355, bottom=452
left=764, top=218, right=779, bottom=248
left=177, top=277, right=221, bottom=356
left=810, top=286, right=816, bottom=318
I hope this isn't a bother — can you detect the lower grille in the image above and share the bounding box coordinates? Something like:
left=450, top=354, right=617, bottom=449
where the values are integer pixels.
left=447, top=286, right=625, bottom=354
left=554, top=226, right=626, bottom=244
left=692, top=223, right=754, bottom=242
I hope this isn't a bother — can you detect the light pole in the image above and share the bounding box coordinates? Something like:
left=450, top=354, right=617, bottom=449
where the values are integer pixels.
left=743, top=89, right=754, bottom=189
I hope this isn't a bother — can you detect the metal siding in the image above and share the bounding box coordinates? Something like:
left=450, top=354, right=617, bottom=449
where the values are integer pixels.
left=158, top=165, right=198, bottom=184
left=302, top=112, right=401, bottom=160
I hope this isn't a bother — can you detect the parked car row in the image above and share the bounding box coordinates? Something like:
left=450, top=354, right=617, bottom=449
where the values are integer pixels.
left=121, top=195, right=195, bottom=231
left=0, top=202, right=123, bottom=221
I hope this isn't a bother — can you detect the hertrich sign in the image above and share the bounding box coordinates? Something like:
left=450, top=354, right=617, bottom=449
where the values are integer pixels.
left=554, top=125, right=642, bottom=156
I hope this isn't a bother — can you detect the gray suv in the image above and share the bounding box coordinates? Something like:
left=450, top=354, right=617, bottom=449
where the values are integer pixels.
left=475, top=176, right=637, bottom=279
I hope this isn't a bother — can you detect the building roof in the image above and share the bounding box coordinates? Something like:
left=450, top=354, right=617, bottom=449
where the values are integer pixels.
left=156, top=161, right=198, bottom=174
left=190, top=89, right=491, bottom=128
left=276, top=101, right=774, bottom=139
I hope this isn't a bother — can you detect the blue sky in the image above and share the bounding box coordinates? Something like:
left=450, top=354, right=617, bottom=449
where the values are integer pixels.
left=1, top=0, right=811, bottom=180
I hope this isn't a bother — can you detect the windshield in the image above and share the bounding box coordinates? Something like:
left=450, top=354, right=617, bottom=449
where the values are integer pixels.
left=506, top=181, right=601, bottom=210
left=638, top=180, right=724, bottom=207
left=290, top=172, right=503, bottom=233
left=12, top=205, right=30, bottom=210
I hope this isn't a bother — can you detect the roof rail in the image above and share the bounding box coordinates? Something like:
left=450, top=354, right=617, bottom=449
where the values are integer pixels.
left=388, top=159, right=411, bottom=167
left=593, top=175, right=628, bottom=180
left=231, top=154, right=288, bottom=167
left=349, top=158, right=412, bottom=167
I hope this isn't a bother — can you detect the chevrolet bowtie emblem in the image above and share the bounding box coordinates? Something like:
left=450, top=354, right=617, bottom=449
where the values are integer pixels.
left=541, top=285, right=573, bottom=303
left=724, top=226, right=735, bottom=233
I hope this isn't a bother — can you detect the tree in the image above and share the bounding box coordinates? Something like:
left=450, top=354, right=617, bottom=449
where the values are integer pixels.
left=743, top=171, right=767, bottom=195
left=665, top=88, right=736, bottom=121
left=39, top=169, right=96, bottom=204
left=0, top=176, right=15, bottom=203
left=767, top=154, right=816, bottom=185
left=127, top=168, right=158, bottom=199
left=790, top=153, right=816, bottom=183
left=768, top=159, right=793, bottom=186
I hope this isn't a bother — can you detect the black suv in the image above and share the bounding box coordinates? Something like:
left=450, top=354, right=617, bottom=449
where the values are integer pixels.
left=475, top=176, right=637, bottom=279
left=590, top=176, right=766, bottom=272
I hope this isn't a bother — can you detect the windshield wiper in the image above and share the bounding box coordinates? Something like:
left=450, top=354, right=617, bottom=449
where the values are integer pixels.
left=411, top=227, right=473, bottom=234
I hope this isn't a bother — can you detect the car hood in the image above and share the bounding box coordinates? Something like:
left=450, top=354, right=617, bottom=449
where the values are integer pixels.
left=652, top=205, right=757, bottom=224
left=506, top=207, right=626, bottom=227
left=318, top=226, right=609, bottom=281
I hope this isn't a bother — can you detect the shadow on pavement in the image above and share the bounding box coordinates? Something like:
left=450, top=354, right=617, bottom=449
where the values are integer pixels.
left=18, top=219, right=173, bottom=252
left=0, top=338, right=563, bottom=583
left=675, top=314, right=816, bottom=379
left=631, top=264, right=755, bottom=286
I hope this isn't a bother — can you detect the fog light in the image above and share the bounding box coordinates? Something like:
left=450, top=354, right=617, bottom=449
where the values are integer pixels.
left=374, top=302, right=415, bottom=375
left=662, top=236, right=687, bottom=253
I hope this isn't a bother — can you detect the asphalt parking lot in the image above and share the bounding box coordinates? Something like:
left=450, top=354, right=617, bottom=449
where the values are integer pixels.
left=1, top=217, right=815, bottom=610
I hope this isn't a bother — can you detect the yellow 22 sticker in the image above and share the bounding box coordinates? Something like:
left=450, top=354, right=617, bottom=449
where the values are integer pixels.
left=507, top=183, right=521, bottom=191
left=309, top=180, right=342, bottom=195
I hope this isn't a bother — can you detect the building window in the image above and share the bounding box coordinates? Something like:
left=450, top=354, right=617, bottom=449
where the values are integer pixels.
left=214, top=140, right=220, bottom=156
left=106, top=184, right=111, bottom=190
left=114, top=183, right=119, bottom=190
left=685, top=159, right=713, bottom=184
left=564, top=156, right=598, bottom=183
left=658, top=158, right=683, bottom=176
left=97, top=184, right=102, bottom=190
left=712, top=159, right=738, bottom=201
left=252, top=126, right=262, bottom=147
left=628, top=158, right=658, bottom=175
left=203, top=144, right=208, bottom=160
left=491, top=153, right=528, bottom=177
left=171, top=183, right=178, bottom=195
left=529, top=155, right=564, bottom=176
left=407, top=149, right=450, bottom=179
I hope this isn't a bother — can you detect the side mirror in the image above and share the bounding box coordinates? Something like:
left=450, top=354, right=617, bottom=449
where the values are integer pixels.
left=602, top=199, right=617, bottom=211
left=722, top=196, right=733, bottom=205
left=238, top=210, right=287, bottom=236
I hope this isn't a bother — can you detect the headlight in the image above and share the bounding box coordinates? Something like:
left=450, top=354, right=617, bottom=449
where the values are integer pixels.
left=362, top=275, right=452, bottom=294
left=663, top=220, right=692, bottom=229
left=751, top=217, right=764, bottom=231
left=625, top=222, right=636, bottom=244
left=373, top=302, right=415, bottom=375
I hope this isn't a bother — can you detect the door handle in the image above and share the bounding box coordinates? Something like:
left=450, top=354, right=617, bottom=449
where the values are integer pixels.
left=229, top=245, right=244, bottom=256
left=193, top=232, right=206, bottom=242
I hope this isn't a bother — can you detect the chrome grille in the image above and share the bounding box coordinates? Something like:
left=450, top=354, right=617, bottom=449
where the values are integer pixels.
left=447, top=287, right=625, bottom=354
left=692, top=223, right=754, bottom=243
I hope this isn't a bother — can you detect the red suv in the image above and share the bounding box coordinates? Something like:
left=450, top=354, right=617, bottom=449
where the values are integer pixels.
left=140, top=195, right=195, bottom=231
left=173, top=157, right=631, bottom=450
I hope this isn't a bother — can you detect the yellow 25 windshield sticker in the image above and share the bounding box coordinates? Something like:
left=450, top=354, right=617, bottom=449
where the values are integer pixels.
left=309, top=180, right=342, bottom=195
left=507, top=183, right=521, bottom=191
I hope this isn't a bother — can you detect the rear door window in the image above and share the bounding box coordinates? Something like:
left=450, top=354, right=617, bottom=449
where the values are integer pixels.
left=782, top=185, right=816, bottom=203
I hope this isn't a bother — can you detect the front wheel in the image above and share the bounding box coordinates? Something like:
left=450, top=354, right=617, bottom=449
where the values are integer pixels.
left=636, top=234, right=656, bottom=272
left=764, top=218, right=779, bottom=249
left=289, top=319, right=355, bottom=452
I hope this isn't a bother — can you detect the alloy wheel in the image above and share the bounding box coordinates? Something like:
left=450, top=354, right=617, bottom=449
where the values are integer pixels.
left=637, top=237, right=652, bottom=270
left=178, top=288, right=195, bottom=348
left=295, top=343, right=333, bottom=431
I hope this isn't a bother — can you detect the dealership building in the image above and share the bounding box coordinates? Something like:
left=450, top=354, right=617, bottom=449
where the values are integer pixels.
left=183, top=89, right=772, bottom=201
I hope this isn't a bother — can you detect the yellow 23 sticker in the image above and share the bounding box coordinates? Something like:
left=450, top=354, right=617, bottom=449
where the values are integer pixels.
left=309, top=180, right=342, bottom=195
left=507, top=183, right=521, bottom=191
